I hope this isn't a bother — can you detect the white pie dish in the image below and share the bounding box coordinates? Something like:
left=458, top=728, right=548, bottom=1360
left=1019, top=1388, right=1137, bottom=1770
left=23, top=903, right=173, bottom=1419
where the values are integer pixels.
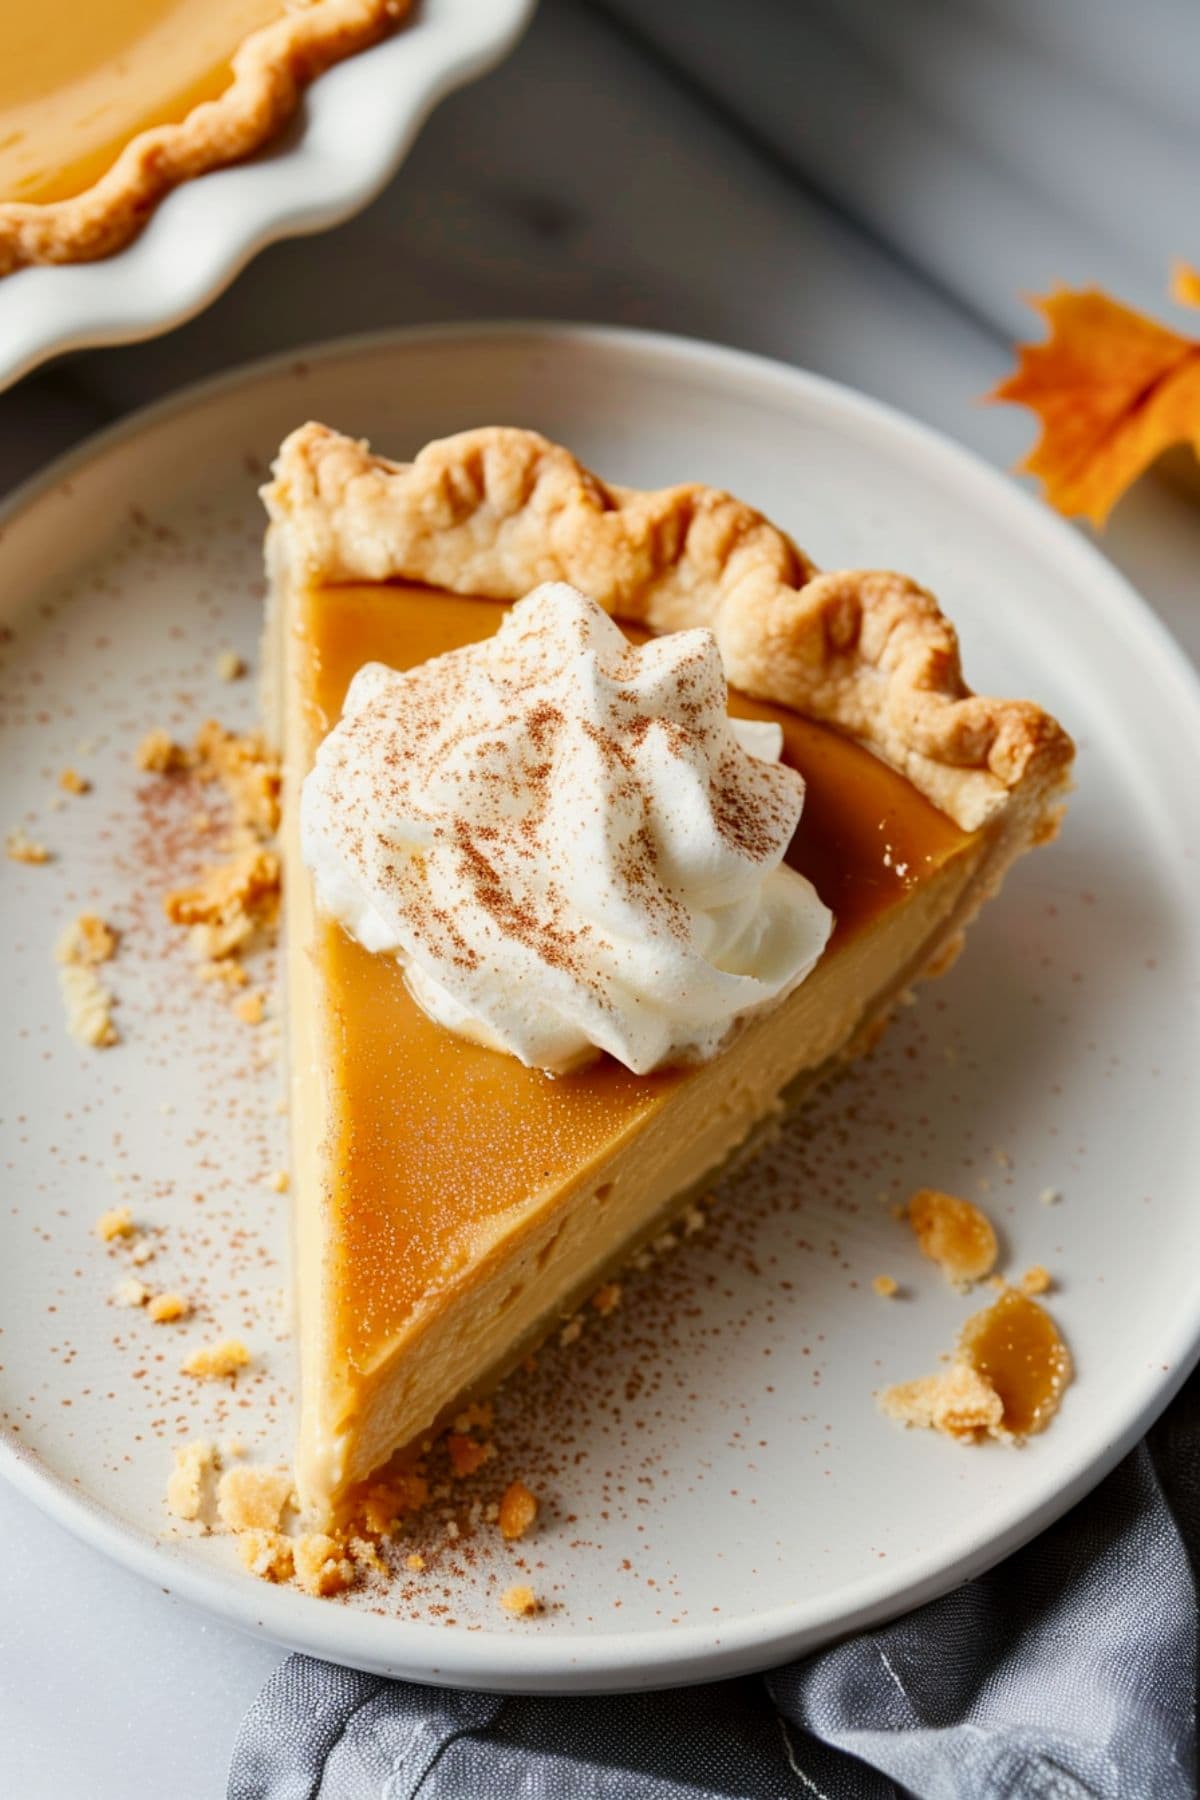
left=0, top=323, right=1198, bottom=1692
left=0, top=0, right=534, bottom=394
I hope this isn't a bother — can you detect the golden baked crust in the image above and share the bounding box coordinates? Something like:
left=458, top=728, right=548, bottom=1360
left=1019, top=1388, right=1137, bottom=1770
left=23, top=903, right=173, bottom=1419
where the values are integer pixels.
left=264, top=423, right=1074, bottom=833
left=0, top=1, right=410, bottom=275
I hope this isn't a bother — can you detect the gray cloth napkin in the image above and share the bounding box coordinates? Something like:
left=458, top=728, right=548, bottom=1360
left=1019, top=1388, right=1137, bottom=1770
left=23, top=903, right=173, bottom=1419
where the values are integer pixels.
left=228, top=1373, right=1197, bottom=1799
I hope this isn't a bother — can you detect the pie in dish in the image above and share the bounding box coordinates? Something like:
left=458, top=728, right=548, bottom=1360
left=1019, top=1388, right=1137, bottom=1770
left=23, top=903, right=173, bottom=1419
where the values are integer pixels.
left=0, top=0, right=409, bottom=274
left=262, top=423, right=1074, bottom=1527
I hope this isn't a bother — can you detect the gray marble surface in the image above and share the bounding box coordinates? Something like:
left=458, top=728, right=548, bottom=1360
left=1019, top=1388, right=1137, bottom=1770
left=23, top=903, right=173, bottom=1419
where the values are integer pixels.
left=2, top=3, right=1198, bottom=1794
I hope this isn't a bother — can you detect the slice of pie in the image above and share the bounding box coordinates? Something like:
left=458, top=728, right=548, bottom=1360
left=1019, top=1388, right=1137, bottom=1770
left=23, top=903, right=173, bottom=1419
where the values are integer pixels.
left=0, top=0, right=409, bottom=274
left=262, top=423, right=1073, bottom=1526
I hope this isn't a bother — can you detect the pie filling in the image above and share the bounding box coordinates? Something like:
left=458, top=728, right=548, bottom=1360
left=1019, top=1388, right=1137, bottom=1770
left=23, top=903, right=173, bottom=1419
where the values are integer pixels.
left=0, top=0, right=285, bottom=204
left=276, top=578, right=989, bottom=1517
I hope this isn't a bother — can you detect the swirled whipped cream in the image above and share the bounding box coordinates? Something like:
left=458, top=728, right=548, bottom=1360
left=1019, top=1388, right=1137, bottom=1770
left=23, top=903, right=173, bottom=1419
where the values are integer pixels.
left=301, top=583, right=833, bottom=1075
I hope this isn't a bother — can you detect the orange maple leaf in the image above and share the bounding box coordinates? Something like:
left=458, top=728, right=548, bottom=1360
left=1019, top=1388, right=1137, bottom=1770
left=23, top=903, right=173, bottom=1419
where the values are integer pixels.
left=990, top=271, right=1200, bottom=526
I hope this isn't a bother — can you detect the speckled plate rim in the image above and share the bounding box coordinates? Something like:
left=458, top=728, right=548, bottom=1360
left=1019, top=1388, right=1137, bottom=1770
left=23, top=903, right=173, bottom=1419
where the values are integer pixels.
left=2, top=322, right=1199, bottom=1694
left=0, top=0, right=535, bottom=394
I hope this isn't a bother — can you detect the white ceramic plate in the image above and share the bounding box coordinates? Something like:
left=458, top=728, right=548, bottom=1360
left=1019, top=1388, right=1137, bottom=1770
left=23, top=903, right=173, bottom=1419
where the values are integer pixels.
left=2, top=325, right=1198, bottom=1694
left=0, top=1, right=533, bottom=393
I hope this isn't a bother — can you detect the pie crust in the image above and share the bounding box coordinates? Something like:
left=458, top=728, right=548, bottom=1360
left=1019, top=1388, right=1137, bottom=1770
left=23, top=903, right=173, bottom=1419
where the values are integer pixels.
left=0, top=0, right=410, bottom=275
left=266, top=422, right=1074, bottom=834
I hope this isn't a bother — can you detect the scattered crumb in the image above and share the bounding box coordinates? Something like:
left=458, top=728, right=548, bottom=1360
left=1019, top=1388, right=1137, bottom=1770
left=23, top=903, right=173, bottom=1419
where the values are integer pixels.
left=130, top=1237, right=156, bottom=1266
left=452, top=1401, right=493, bottom=1435
left=681, top=1204, right=707, bottom=1237
left=590, top=1282, right=622, bottom=1317
left=6, top=826, right=50, bottom=864
left=357, top=1470, right=430, bottom=1535
left=165, top=844, right=280, bottom=963
left=58, top=963, right=119, bottom=1047
left=182, top=1337, right=250, bottom=1380
left=197, top=956, right=250, bottom=989
left=871, top=1275, right=899, bottom=1299
left=268, top=1169, right=290, bottom=1193
left=293, top=1533, right=356, bottom=1598
left=500, top=1584, right=540, bottom=1617
left=58, top=767, right=90, bottom=795
left=446, top=1433, right=494, bottom=1479
left=95, top=1206, right=134, bottom=1242
left=147, top=1291, right=190, bottom=1323
left=234, top=990, right=265, bottom=1026
left=56, top=912, right=119, bottom=966
left=193, top=719, right=280, bottom=838
left=222, top=1436, right=247, bottom=1460
left=498, top=1480, right=538, bottom=1542
left=237, top=1531, right=294, bottom=1583
left=351, top=1536, right=389, bottom=1577
left=1021, top=1266, right=1053, bottom=1296
left=405, top=1553, right=426, bottom=1573
left=165, top=1440, right=216, bottom=1522
left=907, top=1187, right=998, bottom=1286
left=217, top=1465, right=293, bottom=1533
left=559, top=1317, right=583, bottom=1348
left=882, top=1288, right=1072, bottom=1445
left=112, top=1276, right=149, bottom=1308
left=135, top=729, right=187, bottom=773
left=215, top=650, right=245, bottom=682
left=1040, top=1187, right=1062, bottom=1206
left=880, top=1362, right=1006, bottom=1442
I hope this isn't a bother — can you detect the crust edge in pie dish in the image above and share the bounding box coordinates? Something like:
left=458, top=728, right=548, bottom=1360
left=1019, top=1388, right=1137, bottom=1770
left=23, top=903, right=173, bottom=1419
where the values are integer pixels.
left=261, top=424, right=1076, bottom=1525
left=0, top=0, right=410, bottom=275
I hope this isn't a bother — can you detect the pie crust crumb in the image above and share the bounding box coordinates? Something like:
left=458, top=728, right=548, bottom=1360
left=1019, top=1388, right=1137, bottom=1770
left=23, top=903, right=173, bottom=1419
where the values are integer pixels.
left=236, top=1530, right=294, bottom=1583
left=880, top=1362, right=1007, bottom=1442
left=182, top=1337, right=250, bottom=1380
left=56, top=913, right=119, bottom=966
left=135, top=730, right=187, bottom=773
left=268, top=1169, right=290, bottom=1193
left=498, top=1480, right=539, bottom=1541
left=234, top=990, right=266, bottom=1025
left=59, top=963, right=119, bottom=1047
left=357, top=1470, right=431, bottom=1535
left=95, top=1206, right=135, bottom=1241
left=872, top=1274, right=899, bottom=1298
left=6, top=826, right=51, bottom=864
left=216, top=650, right=246, bottom=682
left=906, top=1188, right=998, bottom=1286
left=405, top=1553, right=426, bottom=1572
left=590, top=1282, right=622, bottom=1316
left=446, top=1433, right=494, bottom=1478
left=500, top=1584, right=540, bottom=1617
left=292, top=1533, right=357, bottom=1598
left=147, top=1291, right=190, bottom=1323
left=112, top=1276, right=149, bottom=1308
left=58, top=768, right=91, bottom=795
left=1020, top=1265, right=1053, bottom=1296
left=452, top=1401, right=493, bottom=1434
left=164, top=845, right=280, bottom=964
left=165, top=1439, right=217, bottom=1522
left=217, top=1465, right=294, bottom=1533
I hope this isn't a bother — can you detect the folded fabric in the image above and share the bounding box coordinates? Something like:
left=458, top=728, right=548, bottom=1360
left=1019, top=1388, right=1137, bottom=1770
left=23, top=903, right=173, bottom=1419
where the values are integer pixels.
left=228, top=1372, right=1197, bottom=1799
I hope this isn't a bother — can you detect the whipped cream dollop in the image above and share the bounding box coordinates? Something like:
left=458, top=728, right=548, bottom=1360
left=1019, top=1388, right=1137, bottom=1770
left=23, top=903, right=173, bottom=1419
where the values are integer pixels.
left=301, top=583, right=833, bottom=1075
